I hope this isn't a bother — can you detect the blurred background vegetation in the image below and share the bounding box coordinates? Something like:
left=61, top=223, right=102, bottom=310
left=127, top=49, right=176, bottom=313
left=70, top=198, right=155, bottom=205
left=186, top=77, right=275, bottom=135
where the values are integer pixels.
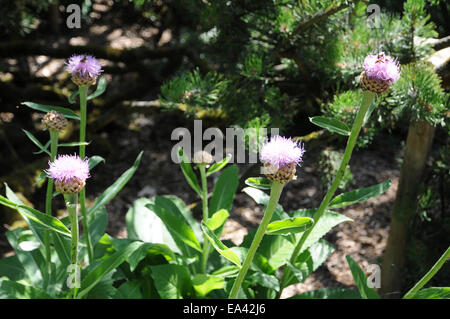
left=0, top=0, right=449, bottom=296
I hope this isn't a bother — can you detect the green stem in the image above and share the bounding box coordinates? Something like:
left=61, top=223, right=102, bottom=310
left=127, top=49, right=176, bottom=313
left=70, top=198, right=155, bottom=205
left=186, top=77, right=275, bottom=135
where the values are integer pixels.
left=64, top=193, right=79, bottom=299
left=403, top=246, right=450, bottom=299
left=279, top=90, right=376, bottom=294
left=44, top=130, right=59, bottom=280
left=199, top=164, right=210, bottom=273
left=78, top=85, right=93, bottom=264
left=229, top=181, right=284, bottom=299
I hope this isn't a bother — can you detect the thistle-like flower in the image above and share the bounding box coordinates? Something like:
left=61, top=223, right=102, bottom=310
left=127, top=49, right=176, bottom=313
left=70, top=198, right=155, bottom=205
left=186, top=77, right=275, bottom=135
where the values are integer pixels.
left=65, top=54, right=103, bottom=86
left=192, top=150, right=214, bottom=165
left=360, top=52, right=400, bottom=94
left=46, top=154, right=90, bottom=194
left=260, top=135, right=305, bottom=184
left=42, top=110, right=68, bottom=132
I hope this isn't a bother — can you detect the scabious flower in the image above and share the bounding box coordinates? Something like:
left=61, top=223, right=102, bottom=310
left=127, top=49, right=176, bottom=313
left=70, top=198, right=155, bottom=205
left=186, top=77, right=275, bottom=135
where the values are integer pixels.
left=46, top=154, right=90, bottom=194
left=360, top=52, right=400, bottom=94
left=65, top=54, right=103, bottom=86
left=42, top=110, right=68, bottom=132
left=260, top=135, right=305, bottom=184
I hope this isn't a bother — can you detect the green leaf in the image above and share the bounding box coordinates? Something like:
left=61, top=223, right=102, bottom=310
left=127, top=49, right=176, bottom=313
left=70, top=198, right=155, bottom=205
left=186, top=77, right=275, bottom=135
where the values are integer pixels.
left=205, top=209, right=229, bottom=231
left=78, top=241, right=143, bottom=299
left=285, top=240, right=335, bottom=286
left=68, top=89, right=80, bottom=104
left=310, top=116, right=351, bottom=136
left=410, top=287, right=450, bottom=299
left=206, top=154, right=232, bottom=176
left=201, top=221, right=241, bottom=267
left=87, top=205, right=108, bottom=248
left=248, top=272, right=280, bottom=291
left=209, top=165, right=239, bottom=217
left=146, top=198, right=202, bottom=253
left=0, top=255, right=26, bottom=282
left=0, top=277, right=52, bottom=299
left=88, top=155, right=106, bottom=170
left=114, top=280, right=142, bottom=299
left=0, top=194, right=71, bottom=237
left=22, top=102, right=80, bottom=120
left=150, top=264, right=194, bottom=299
left=87, top=76, right=107, bottom=100
left=245, top=177, right=272, bottom=190
left=328, top=180, right=392, bottom=209
left=22, top=129, right=51, bottom=156
left=192, top=274, right=225, bottom=297
left=88, top=151, right=142, bottom=215
left=266, top=217, right=314, bottom=236
left=290, top=288, right=361, bottom=299
left=128, top=242, right=175, bottom=272
left=346, top=255, right=380, bottom=299
left=178, top=148, right=202, bottom=196
left=291, top=209, right=352, bottom=253
left=34, top=140, right=50, bottom=155
left=211, top=265, right=240, bottom=278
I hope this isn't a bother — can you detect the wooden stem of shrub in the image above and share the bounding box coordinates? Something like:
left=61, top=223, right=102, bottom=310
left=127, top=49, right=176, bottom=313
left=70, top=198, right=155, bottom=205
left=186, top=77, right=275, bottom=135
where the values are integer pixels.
left=380, top=120, right=435, bottom=298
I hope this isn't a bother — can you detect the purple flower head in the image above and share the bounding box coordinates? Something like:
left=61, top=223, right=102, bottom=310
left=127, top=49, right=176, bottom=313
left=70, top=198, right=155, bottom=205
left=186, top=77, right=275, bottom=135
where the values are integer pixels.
left=46, top=154, right=90, bottom=184
left=65, top=54, right=103, bottom=85
left=260, top=135, right=305, bottom=169
left=363, top=52, right=400, bottom=84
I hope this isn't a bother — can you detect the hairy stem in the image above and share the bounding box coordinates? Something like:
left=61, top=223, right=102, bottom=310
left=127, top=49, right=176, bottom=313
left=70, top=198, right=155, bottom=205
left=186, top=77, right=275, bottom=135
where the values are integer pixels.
left=64, top=193, right=79, bottom=299
left=199, top=164, right=211, bottom=273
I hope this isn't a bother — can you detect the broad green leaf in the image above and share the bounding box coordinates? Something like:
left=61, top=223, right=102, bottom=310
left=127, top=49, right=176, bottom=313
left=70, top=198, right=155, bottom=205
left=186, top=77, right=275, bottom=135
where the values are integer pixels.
left=266, top=217, right=314, bottom=236
left=242, top=230, right=294, bottom=270
left=0, top=194, right=71, bottom=237
left=245, top=177, right=272, bottom=190
left=206, top=154, right=232, bottom=176
left=150, top=264, right=194, bottom=299
left=68, top=88, right=80, bottom=104
left=0, top=277, right=52, bottom=299
left=211, top=265, right=240, bottom=278
left=248, top=272, right=280, bottom=291
left=88, top=151, right=142, bottom=215
left=346, top=255, right=380, bottom=299
left=128, top=242, right=175, bottom=272
left=22, top=129, right=51, bottom=156
left=0, top=255, right=26, bottom=282
left=291, top=209, right=352, bottom=253
left=5, top=229, right=44, bottom=288
left=290, top=288, right=361, bottom=299
left=310, top=116, right=351, bottom=136
left=242, top=187, right=289, bottom=221
left=87, top=205, right=108, bottom=247
left=78, top=241, right=143, bottom=299
left=285, top=239, right=335, bottom=287
left=146, top=200, right=202, bottom=253
left=178, top=148, right=202, bottom=196
left=201, top=221, right=241, bottom=267
left=114, top=280, right=142, bottom=299
left=328, top=180, right=392, bottom=209
left=88, top=155, right=105, bottom=170
left=209, top=165, right=239, bottom=218
left=87, top=76, right=107, bottom=100
left=192, top=274, right=225, bottom=297
left=410, top=287, right=450, bottom=299
left=22, top=102, right=80, bottom=120
left=205, top=209, right=229, bottom=231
